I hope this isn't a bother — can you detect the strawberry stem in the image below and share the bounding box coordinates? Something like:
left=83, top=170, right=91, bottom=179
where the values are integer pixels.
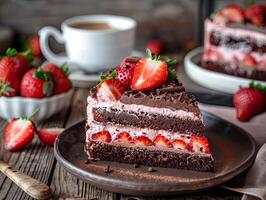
left=28, top=107, right=40, bottom=120
left=145, top=48, right=152, bottom=59
left=19, top=49, right=34, bottom=63
left=6, top=48, right=18, bottom=56
left=60, top=62, right=71, bottom=76
left=249, top=81, right=266, bottom=92
left=0, top=82, right=15, bottom=96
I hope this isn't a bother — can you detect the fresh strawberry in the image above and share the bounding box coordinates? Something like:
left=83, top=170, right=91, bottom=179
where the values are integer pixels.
left=114, top=57, right=140, bottom=88
left=243, top=54, right=257, bottom=66
left=233, top=82, right=266, bottom=121
left=28, top=35, right=41, bottom=57
left=131, top=49, right=169, bottom=91
left=91, top=131, right=112, bottom=143
left=245, top=4, right=266, bottom=26
left=115, top=131, right=133, bottom=143
left=38, top=128, right=63, bottom=145
left=20, top=68, right=54, bottom=98
left=4, top=118, right=35, bottom=152
left=96, top=78, right=126, bottom=101
left=220, top=4, right=245, bottom=23
left=134, top=135, right=153, bottom=146
left=153, top=134, right=173, bottom=148
left=146, top=40, right=164, bottom=55
left=172, top=139, right=189, bottom=151
left=43, top=63, right=71, bottom=94
left=189, top=135, right=210, bottom=154
left=0, top=48, right=31, bottom=96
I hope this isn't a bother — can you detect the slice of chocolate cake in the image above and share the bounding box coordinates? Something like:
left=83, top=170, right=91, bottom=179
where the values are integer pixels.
left=202, top=4, right=266, bottom=81
left=86, top=52, right=214, bottom=172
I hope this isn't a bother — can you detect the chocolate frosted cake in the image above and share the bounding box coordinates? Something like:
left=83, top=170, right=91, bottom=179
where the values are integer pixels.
left=202, top=4, right=266, bottom=81
left=86, top=51, right=214, bottom=172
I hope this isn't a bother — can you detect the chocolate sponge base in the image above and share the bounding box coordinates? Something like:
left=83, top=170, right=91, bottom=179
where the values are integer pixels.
left=86, top=141, right=214, bottom=172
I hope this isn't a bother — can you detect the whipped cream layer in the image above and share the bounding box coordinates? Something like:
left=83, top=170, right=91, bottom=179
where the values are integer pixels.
left=87, top=96, right=203, bottom=124
left=205, top=19, right=266, bottom=46
left=86, top=121, right=211, bottom=155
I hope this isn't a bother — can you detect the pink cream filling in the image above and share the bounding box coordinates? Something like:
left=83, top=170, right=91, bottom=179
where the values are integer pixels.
left=86, top=121, right=211, bottom=155
left=87, top=96, right=203, bottom=123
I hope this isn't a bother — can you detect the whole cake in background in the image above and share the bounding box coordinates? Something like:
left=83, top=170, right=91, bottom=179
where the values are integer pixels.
left=86, top=50, right=214, bottom=172
left=202, top=3, right=266, bottom=81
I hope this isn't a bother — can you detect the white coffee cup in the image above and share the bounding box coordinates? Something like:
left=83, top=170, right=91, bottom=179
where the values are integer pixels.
left=39, top=15, right=136, bottom=73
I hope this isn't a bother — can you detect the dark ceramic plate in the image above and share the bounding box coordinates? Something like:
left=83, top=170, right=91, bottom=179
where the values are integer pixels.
left=54, top=112, right=256, bottom=196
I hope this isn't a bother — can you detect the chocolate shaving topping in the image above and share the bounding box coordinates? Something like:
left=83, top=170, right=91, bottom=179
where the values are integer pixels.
left=120, top=80, right=200, bottom=114
left=89, top=87, right=97, bottom=98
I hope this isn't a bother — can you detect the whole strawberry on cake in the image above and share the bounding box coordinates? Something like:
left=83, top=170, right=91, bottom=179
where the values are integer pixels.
left=86, top=49, right=214, bottom=172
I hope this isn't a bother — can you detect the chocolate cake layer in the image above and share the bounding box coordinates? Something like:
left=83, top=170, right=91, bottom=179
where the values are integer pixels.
left=86, top=141, right=214, bottom=172
left=202, top=60, right=266, bottom=81
left=120, top=81, right=201, bottom=115
left=92, top=107, right=205, bottom=135
left=209, top=31, right=266, bottom=53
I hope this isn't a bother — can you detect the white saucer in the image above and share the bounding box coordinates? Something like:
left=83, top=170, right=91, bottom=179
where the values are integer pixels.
left=184, top=47, right=266, bottom=94
left=43, top=50, right=144, bottom=88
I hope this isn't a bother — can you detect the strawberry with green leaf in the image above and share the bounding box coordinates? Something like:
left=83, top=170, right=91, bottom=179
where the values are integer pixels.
left=0, top=48, right=32, bottom=97
left=130, top=48, right=177, bottom=91
left=234, top=82, right=266, bottom=121
left=95, top=70, right=126, bottom=102
left=43, top=63, right=72, bottom=94
left=20, top=68, right=54, bottom=98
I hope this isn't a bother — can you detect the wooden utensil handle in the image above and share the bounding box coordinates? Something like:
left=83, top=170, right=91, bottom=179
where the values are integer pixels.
left=0, top=160, right=52, bottom=200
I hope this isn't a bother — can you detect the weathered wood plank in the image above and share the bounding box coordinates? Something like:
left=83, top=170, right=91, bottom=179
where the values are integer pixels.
left=50, top=88, right=117, bottom=200
left=120, top=188, right=242, bottom=200
left=0, top=99, right=70, bottom=200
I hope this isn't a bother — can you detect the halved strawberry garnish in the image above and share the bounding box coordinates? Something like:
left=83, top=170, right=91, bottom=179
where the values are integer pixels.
left=243, top=54, right=257, bottom=67
left=134, top=135, right=153, bottom=146
left=91, top=131, right=112, bottom=143
left=115, top=131, right=133, bottom=143
left=38, top=128, right=64, bottom=145
left=189, top=135, right=210, bottom=154
left=153, top=134, right=173, bottom=148
left=172, top=139, right=189, bottom=151
left=220, top=4, right=245, bottom=23
left=4, top=118, right=35, bottom=152
left=131, top=56, right=168, bottom=91
left=96, top=79, right=126, bottom=102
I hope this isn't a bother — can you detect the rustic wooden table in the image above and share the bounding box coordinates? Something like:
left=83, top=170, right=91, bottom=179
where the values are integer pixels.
left=0, top=87, right=242, bottom=200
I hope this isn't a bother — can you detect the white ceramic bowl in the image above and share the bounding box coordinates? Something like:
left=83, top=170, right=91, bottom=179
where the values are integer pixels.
left=0, top=89, right=73, bottom=122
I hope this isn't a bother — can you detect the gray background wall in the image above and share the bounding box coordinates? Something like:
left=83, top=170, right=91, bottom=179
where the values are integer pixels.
left=0, top=0, right=262, bottom=52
